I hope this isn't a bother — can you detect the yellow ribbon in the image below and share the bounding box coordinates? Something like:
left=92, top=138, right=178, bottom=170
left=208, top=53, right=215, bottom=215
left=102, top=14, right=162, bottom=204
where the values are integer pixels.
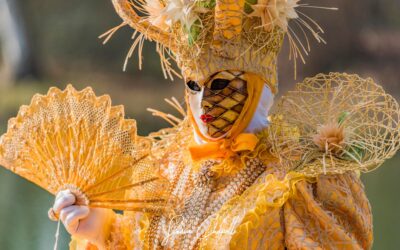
left=189, top=133, right=259, bottom=161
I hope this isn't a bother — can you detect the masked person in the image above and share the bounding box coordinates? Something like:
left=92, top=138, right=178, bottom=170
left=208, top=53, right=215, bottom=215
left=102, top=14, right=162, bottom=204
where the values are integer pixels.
left=51, top=0, right=388, bottom=249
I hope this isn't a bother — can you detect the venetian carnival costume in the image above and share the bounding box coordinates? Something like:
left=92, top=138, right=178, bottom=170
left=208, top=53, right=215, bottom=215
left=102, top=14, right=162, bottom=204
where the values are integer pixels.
left=1, top=0, right=400, bottom=250
left=60, top=0, right=398, bottom=249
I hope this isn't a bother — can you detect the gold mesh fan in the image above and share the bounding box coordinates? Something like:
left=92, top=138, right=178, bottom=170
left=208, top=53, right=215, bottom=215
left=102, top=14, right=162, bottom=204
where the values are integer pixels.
left=268, top=73, right=400, bottom=176
left=0, top=85, right=170, bottom=214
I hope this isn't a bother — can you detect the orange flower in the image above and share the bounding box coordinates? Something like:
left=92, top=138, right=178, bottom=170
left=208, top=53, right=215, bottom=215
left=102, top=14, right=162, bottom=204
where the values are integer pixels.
left=313, top=123, right=345, bottom=154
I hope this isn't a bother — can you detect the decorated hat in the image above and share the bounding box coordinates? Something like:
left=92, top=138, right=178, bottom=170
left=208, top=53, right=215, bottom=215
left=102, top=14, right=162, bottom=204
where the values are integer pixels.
left=109, top=0, right=333, bottom=93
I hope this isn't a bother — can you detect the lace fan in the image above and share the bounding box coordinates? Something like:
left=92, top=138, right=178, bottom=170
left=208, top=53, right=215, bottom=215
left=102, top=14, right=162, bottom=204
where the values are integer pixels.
left=268, top=73, right=400, bottom=176
left=0, top=85, right=169, bottom=214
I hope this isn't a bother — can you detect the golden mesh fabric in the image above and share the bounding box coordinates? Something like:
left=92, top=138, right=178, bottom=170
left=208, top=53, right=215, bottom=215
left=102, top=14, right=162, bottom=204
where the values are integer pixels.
left=284, top=173, right=373, bottom=250
left=0, top=85, right=169, bottom=213
left=268, top=72, right=400, bottom=176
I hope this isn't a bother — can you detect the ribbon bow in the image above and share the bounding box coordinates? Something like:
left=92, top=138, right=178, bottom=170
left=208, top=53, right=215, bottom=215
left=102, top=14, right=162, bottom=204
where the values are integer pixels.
left=189, top=133, right=259, bottom=161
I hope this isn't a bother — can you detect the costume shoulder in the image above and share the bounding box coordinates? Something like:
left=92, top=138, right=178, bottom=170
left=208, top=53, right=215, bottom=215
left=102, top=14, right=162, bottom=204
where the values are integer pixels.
left=268, top=72, right=400, bottom=177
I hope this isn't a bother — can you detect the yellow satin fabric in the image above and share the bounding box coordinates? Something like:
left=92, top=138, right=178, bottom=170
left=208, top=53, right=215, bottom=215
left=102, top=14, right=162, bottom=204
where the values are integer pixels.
left=200, top=172, right=309, bottom=250
left=199, top=172, right=373, bottom=250
left=189, top=133, right=259, bottom=161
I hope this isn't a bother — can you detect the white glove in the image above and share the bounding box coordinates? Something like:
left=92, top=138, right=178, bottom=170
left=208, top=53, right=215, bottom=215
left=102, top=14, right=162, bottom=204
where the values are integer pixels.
left=50, top=190, right=115, bottom=249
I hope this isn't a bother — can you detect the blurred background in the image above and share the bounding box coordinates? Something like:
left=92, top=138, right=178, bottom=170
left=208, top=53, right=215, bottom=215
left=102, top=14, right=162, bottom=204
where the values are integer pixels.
left=0, top=0, right=399, bottom=249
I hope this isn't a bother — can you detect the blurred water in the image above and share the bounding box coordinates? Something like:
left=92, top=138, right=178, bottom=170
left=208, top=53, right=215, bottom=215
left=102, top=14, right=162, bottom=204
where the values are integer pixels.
left=0, top=168, right=70, bottom=250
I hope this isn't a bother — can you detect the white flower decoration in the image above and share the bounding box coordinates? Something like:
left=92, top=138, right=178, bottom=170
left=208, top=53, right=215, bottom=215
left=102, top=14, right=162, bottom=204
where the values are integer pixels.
left=144, top=0, right=169, bottom=31
left=163, top=0, right=208, bottom=31
left=251, top=0, right=300, bottom=32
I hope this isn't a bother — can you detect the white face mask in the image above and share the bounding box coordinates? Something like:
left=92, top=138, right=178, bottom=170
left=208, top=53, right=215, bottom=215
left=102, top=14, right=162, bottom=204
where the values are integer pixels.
left=187, top=75, right=274, bottom=143
left=187, top=86, right=210, bottom=140
left=244, top=85, right=274, bottom=133
left=186, top=71, right=250, bottom=140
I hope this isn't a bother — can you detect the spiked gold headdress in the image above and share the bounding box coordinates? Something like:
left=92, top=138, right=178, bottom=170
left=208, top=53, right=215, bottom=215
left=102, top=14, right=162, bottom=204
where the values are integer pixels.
left=108, top=0, right=333, bottom=92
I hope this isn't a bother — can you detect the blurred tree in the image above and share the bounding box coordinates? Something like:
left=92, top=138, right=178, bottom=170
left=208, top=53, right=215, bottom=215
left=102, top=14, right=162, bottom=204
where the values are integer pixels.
left=0, top=0, right=39, bottom=85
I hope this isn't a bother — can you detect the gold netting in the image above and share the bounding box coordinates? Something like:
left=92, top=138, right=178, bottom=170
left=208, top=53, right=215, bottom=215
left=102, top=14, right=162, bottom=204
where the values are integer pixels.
left=0, top=85, right=170, bottom=213
left=268, top=72, right=400, bottom=176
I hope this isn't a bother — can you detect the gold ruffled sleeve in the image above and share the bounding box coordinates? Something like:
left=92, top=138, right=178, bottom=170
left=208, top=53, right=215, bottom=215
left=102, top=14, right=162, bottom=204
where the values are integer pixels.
left=284, top=172, right=373, bottom=250
left=199, top=171, right=372, bottom=250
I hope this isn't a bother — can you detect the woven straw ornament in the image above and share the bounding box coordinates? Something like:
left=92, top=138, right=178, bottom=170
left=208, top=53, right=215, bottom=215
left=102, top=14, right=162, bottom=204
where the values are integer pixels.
left=268, top=72, right=400, bottom=176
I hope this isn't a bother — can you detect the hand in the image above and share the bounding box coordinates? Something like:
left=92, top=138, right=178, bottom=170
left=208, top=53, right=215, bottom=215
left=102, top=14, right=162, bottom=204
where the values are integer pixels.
left=49, top=190, right=115, bottom=249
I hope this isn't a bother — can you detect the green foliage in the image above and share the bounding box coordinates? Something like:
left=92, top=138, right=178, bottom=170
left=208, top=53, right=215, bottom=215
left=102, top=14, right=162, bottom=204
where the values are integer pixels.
left=188, top=20, right=202, bottom=46
left=338, top=111, right=351, bottom=126
left=244, top=0, right=257, bottom=14
left=337, top=111, right=365, bottom=162
left=343, top=144, right=365, bottom=162
left=196, top=0, right=216, bottom=9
